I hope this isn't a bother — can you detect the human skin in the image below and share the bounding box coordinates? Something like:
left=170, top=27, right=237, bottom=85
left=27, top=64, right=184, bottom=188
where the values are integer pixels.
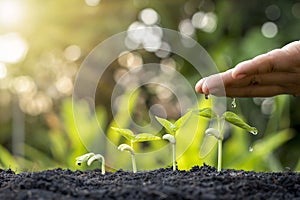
left=195, top=41, right=300, bottom=97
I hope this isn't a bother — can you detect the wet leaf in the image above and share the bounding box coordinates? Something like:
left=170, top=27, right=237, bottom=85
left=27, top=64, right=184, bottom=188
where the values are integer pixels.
left=194, top=108, right=218, bottom=119
left=155, top=116, right=176, bottom=135
left=222, top=111, right=258, bottom=134
left=111, top=127, right=135, bottom=141
left=133, top=133, right=161, bottom=142
left=174, top=111, right=192, bottom=131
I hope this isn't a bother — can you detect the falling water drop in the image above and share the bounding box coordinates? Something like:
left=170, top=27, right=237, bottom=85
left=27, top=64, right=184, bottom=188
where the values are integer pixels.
left=249, top=146, right=253, bottom=152
left=250, top=130, right=258, bottom=135
left=205, top=94, right=209, bottom=99
left=231, top=98, right=236, bottom=108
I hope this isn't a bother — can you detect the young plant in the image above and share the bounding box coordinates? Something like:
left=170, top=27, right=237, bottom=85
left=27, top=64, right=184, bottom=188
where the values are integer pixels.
left=117, top=144, right=136, bottom=173
left=155, top=111, right=192, bottom=171
left=111, top=127, right=161, bottom=173
left=195, top=108, right=258, bottom=171
left=75, top=153, right=105, bottom=175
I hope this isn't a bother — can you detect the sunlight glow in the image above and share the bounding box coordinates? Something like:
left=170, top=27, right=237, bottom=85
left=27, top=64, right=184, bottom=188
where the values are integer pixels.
left=0, top=33, right=28, bottom=63
left=0, top=0, right=25, bottom=27
left=85, top=0, right=101, bottom=7
left=0, top=63, right=7, bottom=79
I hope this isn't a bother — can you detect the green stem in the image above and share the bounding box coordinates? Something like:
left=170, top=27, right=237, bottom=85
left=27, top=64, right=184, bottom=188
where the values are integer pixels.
left=101, top=159, right=105, bottom=175
left=131, top=153, right=137, bottom=173
left=172, top=143, right=176, bottom=171
left=217, top=139, right=222, bottom=171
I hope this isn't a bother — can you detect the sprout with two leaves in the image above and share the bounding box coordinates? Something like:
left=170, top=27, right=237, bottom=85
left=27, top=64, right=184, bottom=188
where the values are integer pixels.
left=155, top=111, right=192, bottom=171
left=195, top=108, right=258, bottom=171
left=75, top=153, right=105, bottom=175
left=111, top=127, right=161, bottom=173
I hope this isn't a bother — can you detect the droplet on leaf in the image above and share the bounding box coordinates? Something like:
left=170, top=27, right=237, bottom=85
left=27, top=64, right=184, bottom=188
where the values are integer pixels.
left=231, top=98, right=236, bottom=108
left=249, top=146, right=253, bottom=152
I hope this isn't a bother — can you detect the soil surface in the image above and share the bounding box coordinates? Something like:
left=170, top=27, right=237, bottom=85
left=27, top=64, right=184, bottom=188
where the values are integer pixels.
left=0, top=164, right=300, bottom=200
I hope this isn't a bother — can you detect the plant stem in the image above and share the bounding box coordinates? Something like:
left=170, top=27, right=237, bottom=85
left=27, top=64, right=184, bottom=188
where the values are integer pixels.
left=217, top=139, right=222, bottom=171
left=172, top=143, right=176, bottom=171
left=101, top=160, right=105, bottom=175
left=131, top=154, right=137, bottom=173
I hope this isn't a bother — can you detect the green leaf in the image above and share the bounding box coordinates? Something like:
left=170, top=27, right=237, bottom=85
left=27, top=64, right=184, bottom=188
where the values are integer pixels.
left=133, top=133, right=161, bottom=142
left=194, top=108, right=218, bottom=119
left=111, top=127, right=135, bottom=141
left=174, top=111, right=192, bottom=131
left=222, top=111, right=258, bottom=134
left=155, top=116, right=176, bottom=135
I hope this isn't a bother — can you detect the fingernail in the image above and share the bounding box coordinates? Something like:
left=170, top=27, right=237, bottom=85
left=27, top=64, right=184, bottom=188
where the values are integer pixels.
left=234, top=73, right=246, bottom=79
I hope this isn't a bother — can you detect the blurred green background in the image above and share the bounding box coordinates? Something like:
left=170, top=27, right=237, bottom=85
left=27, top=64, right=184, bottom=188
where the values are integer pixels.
left=0, top=0, right=299, bottom=172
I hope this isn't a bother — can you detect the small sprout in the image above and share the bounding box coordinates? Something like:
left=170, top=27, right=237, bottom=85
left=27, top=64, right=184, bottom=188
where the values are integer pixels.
left=156, top=111, right=192, bottom=171
left=205, top=128, right=222, bottom=140
left=196, top=107, right=258, bottom=171
left=75, top=152, right=95, bottom=166
left=111, top=127, right=161, bottom=173
left=118, top=144, right=137, bottom=173
left=75, top=153, right=106, bottom=175
left=162, top=134, right=176, bottom=171
left=162, top=134, right=176, bottom=144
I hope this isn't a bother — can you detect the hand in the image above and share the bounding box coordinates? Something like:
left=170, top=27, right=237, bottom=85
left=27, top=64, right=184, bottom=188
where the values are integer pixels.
left=195, top=41, right=300, bottom=97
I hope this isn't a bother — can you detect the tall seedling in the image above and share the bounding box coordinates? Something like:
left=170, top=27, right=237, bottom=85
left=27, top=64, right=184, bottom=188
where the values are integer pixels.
left=196, top=108, right=258, bottom=171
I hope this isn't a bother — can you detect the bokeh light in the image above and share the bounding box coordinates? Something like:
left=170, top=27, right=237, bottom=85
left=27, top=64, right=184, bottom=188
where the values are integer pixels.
left=64, top=45, right=81, bottom=61
left=261, top=22, right=278, bottom=38
left=179, top=19, right=195, bottom=36
left=118, top=51, right=143, bottom=69
left=55, top=76, right=73, bottom=96
left=139, top=8, right=160, bottom=25
left=10, top=76, right=36, bottom=95
left=192, top=11, right=217, bottom=33
left=0, top=33, right=28, bottom=64
left=265, top=4, right=281, bottom=21
left=19, top=92, right=53, bottom=116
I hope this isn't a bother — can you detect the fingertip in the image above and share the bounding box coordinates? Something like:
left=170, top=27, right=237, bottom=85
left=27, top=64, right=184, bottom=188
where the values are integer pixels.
left=195, top=79, right=204, bottom=93
left=202, top=81, right=209, bottom=94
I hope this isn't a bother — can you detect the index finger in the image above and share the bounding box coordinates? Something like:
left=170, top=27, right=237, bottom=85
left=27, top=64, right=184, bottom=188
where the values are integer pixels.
left=232, top=48, right=292, bottom=79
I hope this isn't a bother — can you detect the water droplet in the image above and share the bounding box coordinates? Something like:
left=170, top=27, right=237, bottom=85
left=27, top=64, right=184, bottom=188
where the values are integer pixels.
left=231, top=98, right=236, bottom=108
left=249, top=146, right=253, bottom=152
left=205, top=94, right=209, bottom=99
left=250, top=130, right=258, bottom=135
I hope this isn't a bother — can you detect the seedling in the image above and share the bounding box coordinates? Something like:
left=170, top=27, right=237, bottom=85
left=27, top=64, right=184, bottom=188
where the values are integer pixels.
left=195, top=108, right=258, bottom=171
left=162, top=134, right=176, bottom=171
left=75, top=153, right=105, bottom=175
left=111, top=127, right=161, bottom=173
left=155, top=111, right=192, bottom=171
left=118, top=144, right=137, bottom=173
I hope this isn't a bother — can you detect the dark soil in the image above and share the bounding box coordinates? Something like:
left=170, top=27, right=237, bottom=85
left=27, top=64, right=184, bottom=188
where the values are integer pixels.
left=1, top=164, right=300, bottom=200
